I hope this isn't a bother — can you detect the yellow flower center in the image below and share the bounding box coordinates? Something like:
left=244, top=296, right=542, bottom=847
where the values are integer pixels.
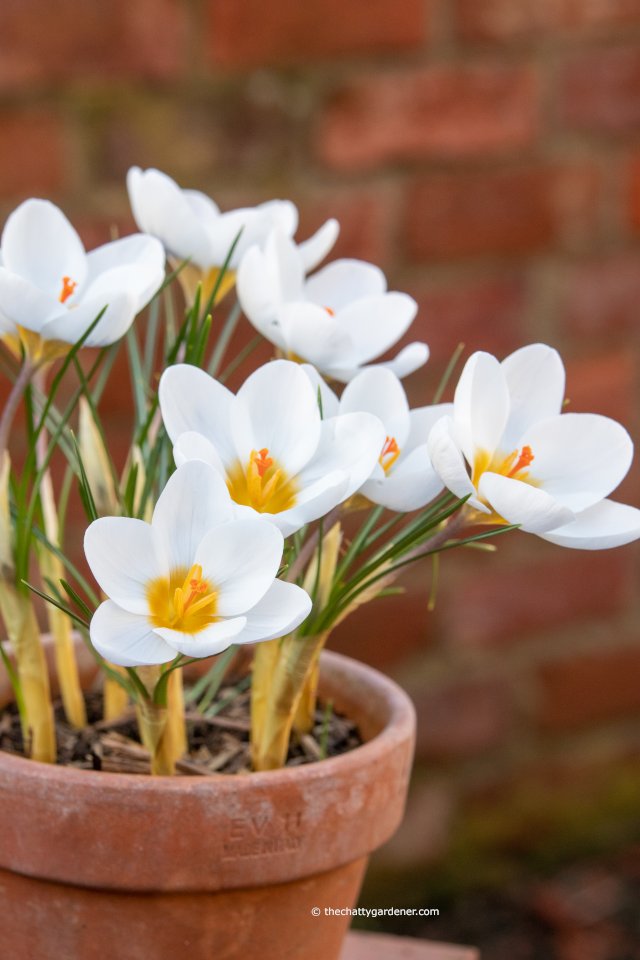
left=470, top=444, right=537, bottom=524
left=146, top=563, right=218, bottom=634
left=226, top=447, right=298, bottom=514
left=379, top=435, right=401, bottom=474
left=59, top=275, right=78, bottom=304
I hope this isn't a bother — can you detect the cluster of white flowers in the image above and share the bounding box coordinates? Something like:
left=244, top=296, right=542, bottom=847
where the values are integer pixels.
left=2, top=167, right=638, bottom=669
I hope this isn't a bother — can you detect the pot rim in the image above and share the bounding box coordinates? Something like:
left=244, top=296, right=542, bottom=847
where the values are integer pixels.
left=0, top=649, right=416, bottom=892
left=0, top=649, right=414, bottom=790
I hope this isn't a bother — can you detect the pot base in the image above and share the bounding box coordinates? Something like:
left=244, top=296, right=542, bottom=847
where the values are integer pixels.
left=0, top=858, right=367, bottom=960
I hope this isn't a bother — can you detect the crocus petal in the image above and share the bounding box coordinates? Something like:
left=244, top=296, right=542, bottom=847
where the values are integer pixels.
left=297, top=413, right=386, bottom=500
left=454, top=352, right=510, bottom=467
left=236, top=245, right=285, bottom=340
left=84, top=517, right=167, bottom=615
left=340, top=367, right=410, bottom=447
left=403, top=403, right=454, bottom=455
left=90, top=601, right=176, bottom=667
left=519, top=413, right=634, bottom=512
left=501, top=343, right=565, bottom=449
left=127, top=166, right=213, bottom=268
left=376, top=342, right=430, bottom=380
left=540, top=499, right=640, bottom=550
left=300, top=364, right=340, bottom=418
left=0, top=267, right=63, bottom=334
left=1, top=199, right=87, bottom=299
left=362, top=444, right=444, bottom=512
left=153, top=617, right=247, bottom=659
left=173, top=431, right=227, bottom=476
left=304, top=259, right=386, bottom=311
left=233, top=579, right=312, bottom=645
left=328, top=341, right=429, bottom=384
left=339, top=293, right=417, bottom=364
left=83, top=234, right=165, bottom=311
left=159, top=364, right=236, bottom=466
left=479, top=472, right=575, bottom=533
left=231, top=359, right=321, bottom=476
left=427, top=416, right=487, bottom=511
left=266, top=472, right=349, bottom=537
left=152, top=461, right=236, bottom=573
left=297, top=218, right=339, bottom=273
left=41, top=291, right=139, bottom=347
left=195, top=518, right=284, bottom=617
left=278, top=302, right=358, bottom=369
left=257, top=199, right=299, bottom=238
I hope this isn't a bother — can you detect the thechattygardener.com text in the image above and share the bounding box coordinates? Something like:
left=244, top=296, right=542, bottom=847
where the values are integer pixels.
left=311, top=907, right=439, bottom=918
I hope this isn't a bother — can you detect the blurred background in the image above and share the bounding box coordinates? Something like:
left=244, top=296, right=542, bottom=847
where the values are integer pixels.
left=2, top=1, right=640, bottom=956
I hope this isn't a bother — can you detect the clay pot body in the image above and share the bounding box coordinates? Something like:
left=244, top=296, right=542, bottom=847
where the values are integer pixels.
left=0, top=649, right=415, bottom=960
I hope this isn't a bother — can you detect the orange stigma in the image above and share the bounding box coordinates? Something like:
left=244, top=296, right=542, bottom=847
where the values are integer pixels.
left=254, top=448, right=273, bottom=478
left=59, top=276, right=78, bottom=304
left=505, top=445, right=535, bottom=478
left=507, top=446, right=535, bottom=477
left=379, top=435, right=401, bottom=474
left=324, top=306, right=335, bottom=317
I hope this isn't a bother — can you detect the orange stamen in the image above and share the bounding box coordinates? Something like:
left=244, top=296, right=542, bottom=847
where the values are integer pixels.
left=324, top=306, right=335, bottom=317
left=59, top=276, right=78, bottom=304
left=254, top=448, right=273, bottom=478
left=506, top=445, right=534, bottom=478
left=380, top=435, right=401, bottom=473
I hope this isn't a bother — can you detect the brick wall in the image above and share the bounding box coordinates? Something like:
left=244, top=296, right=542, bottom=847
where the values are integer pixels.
left=2, top=0, right=640, bottom=881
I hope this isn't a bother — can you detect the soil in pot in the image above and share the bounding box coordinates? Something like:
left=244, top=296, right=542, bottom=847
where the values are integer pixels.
left=0, top=682, right=363, bottom=776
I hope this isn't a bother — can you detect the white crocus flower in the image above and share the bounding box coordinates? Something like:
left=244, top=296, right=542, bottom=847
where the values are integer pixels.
left=237, top=229, right=428, bottom=383
left=84, top=461, right=312, bottom=666
left=127, top=166, right=338, bottom=303
left=339, top=367, right=453, bottom=512
left=428, top=344, right=640, bottom=550
left=0, top=199, right=165, bottom=364
left=159, top=359, right=385, bottom=537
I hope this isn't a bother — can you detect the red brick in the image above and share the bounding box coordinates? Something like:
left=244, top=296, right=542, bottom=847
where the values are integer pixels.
left=298, top=186, right=398, bottom=267
left=409, top=274, right=529, bottom=368
left=563, top=352, right=639, bottom=506
left=563, top=255, right=640, bottom=339
left=559, top=46, right=640, bottom=134
left=206, top=0, right=428, bottom=69
left=412, top=679, right=513, bottom=761
left=317, top=64, right=539, bottom=172
left=565, top=351, right=636, bottom=426
left=0, top=0, right=186, bottom=89
left=441, top=549, right=632, bottom=649
left=405, top=164, right=601, bottom=261
left=330, top=575, right=432, bottom=671
left=537, top=645, right=640, bottom=731
left=629, top=150, right=640, bottom=230
left=0, top=110, right=66, bottom=199
left=455, top=0, right=640, bottom=43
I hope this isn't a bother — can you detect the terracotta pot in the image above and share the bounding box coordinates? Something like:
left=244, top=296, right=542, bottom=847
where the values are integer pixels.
left=0, top=647, right=415, bottom=960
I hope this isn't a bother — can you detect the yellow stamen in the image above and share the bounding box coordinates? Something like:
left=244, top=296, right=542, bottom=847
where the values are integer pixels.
left=147, top=564, right=218, bottom=635
left=469, top=443, right=538, bottom=525
left=227, top=447, right=298, bottom=514
left=59, top=276, right=77, bottom=304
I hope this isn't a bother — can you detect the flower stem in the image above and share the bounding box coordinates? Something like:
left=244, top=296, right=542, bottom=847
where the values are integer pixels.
left=0, top=356, right=35, bottom=466
left=0, top=583, right=56, bottom=762
left=251, top=631, right=329, bottom=772
left=135, top=665, right=175, bottom=775
left=286, top=506, right=341, bottom=583
left=33, top=368, right=86, bottom=728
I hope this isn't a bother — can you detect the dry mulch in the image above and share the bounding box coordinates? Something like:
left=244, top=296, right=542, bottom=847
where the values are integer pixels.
left=0, top=683, right=361, bottom=776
